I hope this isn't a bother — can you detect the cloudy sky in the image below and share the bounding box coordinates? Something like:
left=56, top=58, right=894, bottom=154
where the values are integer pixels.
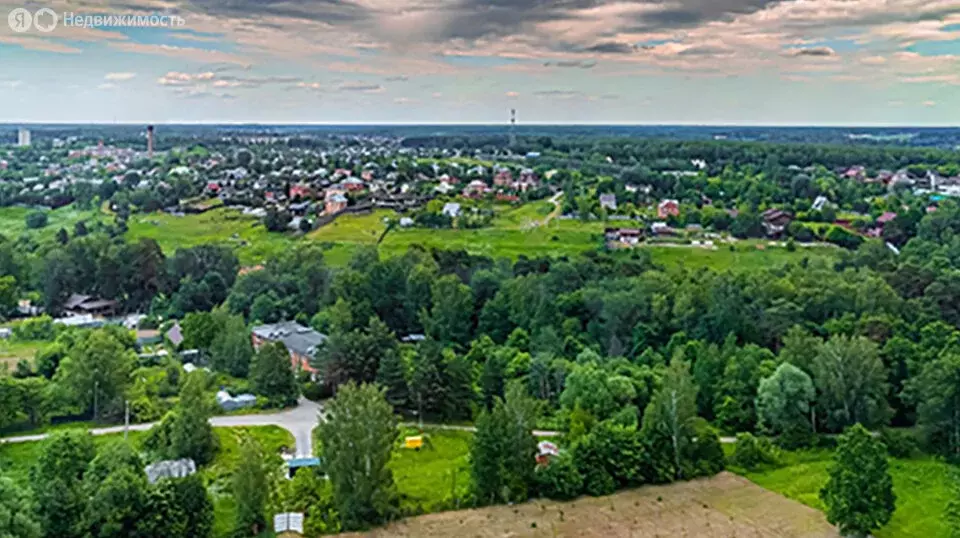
left=1, top=0, right=959, bottom=124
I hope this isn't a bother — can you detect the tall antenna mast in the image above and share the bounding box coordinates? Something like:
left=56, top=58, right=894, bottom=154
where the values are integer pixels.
left=509, top=108, right=517, bottom=146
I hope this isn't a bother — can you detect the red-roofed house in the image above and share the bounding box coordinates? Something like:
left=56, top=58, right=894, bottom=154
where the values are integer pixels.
left=658, top=199, right=680, bottom=219
left=289, top=184, right=313, bottom=200
left=343, top=177, right=365, bottom=192
left=493, top=169, right=513, bottom=187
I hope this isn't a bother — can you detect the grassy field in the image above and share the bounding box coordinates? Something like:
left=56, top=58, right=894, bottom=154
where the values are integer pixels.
left=0, top=205, right=104, bottom=242
left=0, top=203, right=841, bottom=272
left=126, top=208, right=296, bottom=266
left=345, top=472, right=837, bottom=538
left=736, top=449, right=953, bottom=538
left=646, top=243, right=840, bottom=271
left=0, top=338, right=44, bottom=371
left=390, top=428, right=474, bottom=514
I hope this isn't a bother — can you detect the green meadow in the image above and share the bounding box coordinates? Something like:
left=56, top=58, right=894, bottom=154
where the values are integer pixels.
left=734, top=449, right=953, bottom=538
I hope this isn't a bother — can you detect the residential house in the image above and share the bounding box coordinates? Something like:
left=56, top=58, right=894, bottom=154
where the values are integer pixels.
left=434, top=181, right=455, bottom=195
left=493, top=168, right=513, bottom=187
left=63, top=293, right=119, bottom=317
left=251, top=321, right=328, bottom=379
left=462, top=179, right=490, bottom=198
left=145, top=459, right=197, bottom=484
left=343, top=177, right=365, bottom=192
left=843, top=166, right=866, bottom=180
left=761, top=208, right=793, bottom=237
left=599, top=193, right=617, bottom=211
left=289, top=184, right=313, bottom=200
left=868, top=211, right=897, bottom=238
left=657, top=199, right=680, bottom=219
left=812, top=196, right=829, bottom=211
left=604, top=228, right=643, bottom=246
left=650, top=222, right=677, bottom=236
left=324, top=192, right=348, bottom=215
left=442, top=202, right=462, bottom=218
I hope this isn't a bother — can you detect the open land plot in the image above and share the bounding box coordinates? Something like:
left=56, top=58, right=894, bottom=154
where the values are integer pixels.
left=389, top=429, right=474, bottom=514
left=0, top=339, right=44, bottom=371
left=737, top=450, right=953, bottom=538
left=126, top=207, right=296, bottom=265
left=0, top=205, right=104, bottom=242
left=346, top=471, right=838, bottom=538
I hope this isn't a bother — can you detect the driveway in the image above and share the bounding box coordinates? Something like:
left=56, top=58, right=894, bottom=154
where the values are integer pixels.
left=1, top=397, right=323, bottom=457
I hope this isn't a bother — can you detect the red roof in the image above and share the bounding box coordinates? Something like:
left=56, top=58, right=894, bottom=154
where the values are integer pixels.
left=877, top=212, right=898, bottom=224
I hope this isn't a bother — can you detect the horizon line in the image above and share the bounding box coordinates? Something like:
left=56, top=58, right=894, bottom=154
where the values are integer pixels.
left=1, top=121, right=959, bottom=129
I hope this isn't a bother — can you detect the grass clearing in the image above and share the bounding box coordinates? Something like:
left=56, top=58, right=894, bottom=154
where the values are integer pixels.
left=345, top=471, right=837, bottom=538
left=646, top=243, right=840, bottom=271
left=0, top=205, right=104, bottom=242
left=0, top=338, right=44, bottom=371
left=126, top=208, right=296, bottom=265
left=390, top=428, right=473, bottom=514
left=737, top=449, right=952, bottom=538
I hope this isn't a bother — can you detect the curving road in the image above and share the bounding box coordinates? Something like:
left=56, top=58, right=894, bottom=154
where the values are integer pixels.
left=0, top=398, right=738, bottom=456
left=1, top=397, right=324, bottom=458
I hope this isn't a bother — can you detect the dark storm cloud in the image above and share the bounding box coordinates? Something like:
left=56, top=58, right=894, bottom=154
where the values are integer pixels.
left=165, top=0, right=788, bottom=47
left=543, top=60, right=598, bottom=68
left=788, top=46, right=837, bottom=57
left=431, top=0, right=785, bottom=42
left=582, top=41, right=638, bottom=54
left=183, top=0, right=373, bottom=24
left=625, top=0, right=782, bottom=31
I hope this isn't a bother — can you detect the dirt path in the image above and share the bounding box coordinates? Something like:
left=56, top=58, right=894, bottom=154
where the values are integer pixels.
left=345, top=472, right=838, bottom=538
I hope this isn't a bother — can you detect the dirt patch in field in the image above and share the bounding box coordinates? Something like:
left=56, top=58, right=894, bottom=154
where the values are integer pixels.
left=346, top=472, right=838, bottom=538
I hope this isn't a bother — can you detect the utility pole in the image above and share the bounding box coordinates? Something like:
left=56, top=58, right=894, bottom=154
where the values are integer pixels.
left=124, top=400, right=130, bottom=440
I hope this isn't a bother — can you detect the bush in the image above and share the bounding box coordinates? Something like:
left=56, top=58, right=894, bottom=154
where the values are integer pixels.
left=572, top=421, right=647, bottom=495
left=535, top=453, right=584, bottom=500
left=730, top=433, right=779, bottom=470
left=13, top=316, right=55, bottom=341
left=25, top=211, right=48, bottom=229
left=302, top=381, right=333, bottom=402
left=879, top=428, right=919, bottom=458
left=685, top=418, right=725, bottom=477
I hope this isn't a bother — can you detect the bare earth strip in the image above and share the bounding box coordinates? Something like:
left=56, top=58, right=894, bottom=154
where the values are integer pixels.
left=346, top=472, right=838, bottom=538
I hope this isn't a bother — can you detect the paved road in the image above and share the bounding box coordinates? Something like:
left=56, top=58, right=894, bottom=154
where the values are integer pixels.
left=1, top=397, right=324, bottom=457
left=0, top=398, right=737, bottom=454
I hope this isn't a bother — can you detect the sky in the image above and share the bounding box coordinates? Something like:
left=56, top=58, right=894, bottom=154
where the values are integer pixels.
left=0, top=0, right=959, bottom=125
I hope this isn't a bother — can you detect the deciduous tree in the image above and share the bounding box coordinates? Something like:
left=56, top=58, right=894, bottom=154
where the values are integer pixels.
left=641, top=359, right=698, bottom=480
left=251, top=341, right=298, bottom=407
left=317, top=382, right=398, bottom=530
left=820, top=424, right=896, bottom=537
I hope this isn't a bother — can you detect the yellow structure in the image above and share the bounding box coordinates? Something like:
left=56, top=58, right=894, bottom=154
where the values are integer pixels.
left=404, top=436, right=423, bottom=450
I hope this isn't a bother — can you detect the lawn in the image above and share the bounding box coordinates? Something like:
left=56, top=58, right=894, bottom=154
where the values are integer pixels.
left=307, top=210, right=391, bottom=244
left=0, top=205, right=104, bottom=242
left=126, top=208, right=296, bottom=265
left=0, top=338, right=44, bottom=371
left=389, top=428, right=474, bottom=514
left=737, top=449, right=953, bottom=538
left=646, top=243, right=840, bottom=272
